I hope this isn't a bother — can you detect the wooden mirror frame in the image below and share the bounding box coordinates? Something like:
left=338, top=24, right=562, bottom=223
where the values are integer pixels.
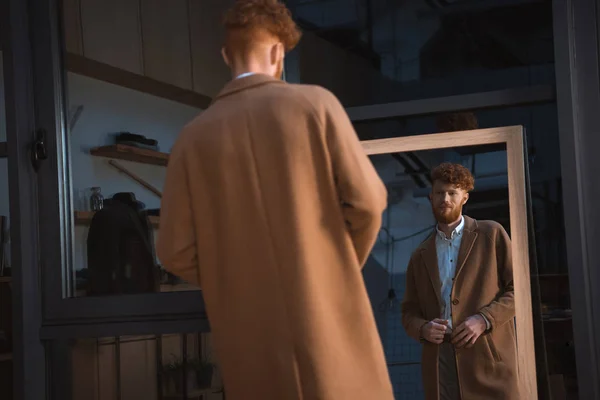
left=360, top=126, right=537, bottom=399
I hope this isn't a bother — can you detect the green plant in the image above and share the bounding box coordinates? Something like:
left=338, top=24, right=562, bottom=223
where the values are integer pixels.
left=162, top=356, right=185, bottom=373
left=161, top=354, right=215, bottom=392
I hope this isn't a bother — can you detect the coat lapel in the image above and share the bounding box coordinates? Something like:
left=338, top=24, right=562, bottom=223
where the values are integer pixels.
left=454, top=216, right=478, bottom=279
left=420, top=234, right=442, bottom=308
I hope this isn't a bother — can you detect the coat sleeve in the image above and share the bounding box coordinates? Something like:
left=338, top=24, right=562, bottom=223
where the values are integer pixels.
left=401, top=254, right=429, bottom=341
left=322, top=90, right=387, bottom=267
left=156, top=135, right=200, bottom=286
left=478, top=225, right=515, bottom=330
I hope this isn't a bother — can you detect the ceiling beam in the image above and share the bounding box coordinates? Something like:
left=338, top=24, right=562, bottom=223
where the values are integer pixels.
left=418, top=0, right=547, bottom=18
left=346, top=84, right=554, bottom=122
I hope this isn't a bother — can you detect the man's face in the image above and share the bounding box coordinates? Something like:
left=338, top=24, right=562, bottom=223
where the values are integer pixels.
left=429, top=181, right=469, bottom=224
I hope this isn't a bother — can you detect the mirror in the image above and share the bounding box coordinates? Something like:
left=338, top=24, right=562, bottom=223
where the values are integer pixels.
left=361, top=127, right=535, bottom=399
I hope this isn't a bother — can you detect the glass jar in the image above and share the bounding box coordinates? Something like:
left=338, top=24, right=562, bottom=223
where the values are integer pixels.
left=89, top=187, right=104, bottom=211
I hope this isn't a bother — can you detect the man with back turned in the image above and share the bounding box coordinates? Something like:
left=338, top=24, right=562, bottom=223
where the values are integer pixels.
left=157, top=1, right=394, bottom=399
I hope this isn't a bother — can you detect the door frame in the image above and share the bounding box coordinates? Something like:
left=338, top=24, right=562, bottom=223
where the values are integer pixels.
left=2, top=0, right=47, bottom=398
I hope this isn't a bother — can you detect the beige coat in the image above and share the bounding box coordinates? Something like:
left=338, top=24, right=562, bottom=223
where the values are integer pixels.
left=401, top=216, right=520, bottom=400
left=157, top=74, right=394, bottom=400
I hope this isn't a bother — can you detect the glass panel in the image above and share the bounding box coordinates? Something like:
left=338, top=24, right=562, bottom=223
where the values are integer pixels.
left=70, top=332, right=223, bottom=400
left=288, top=1, right=554, bottom=107
left=59, top=0, right=237, bottom=297
left=368, top=144, right=511, bottom=399
left=0, top=49, right=14, bottom=398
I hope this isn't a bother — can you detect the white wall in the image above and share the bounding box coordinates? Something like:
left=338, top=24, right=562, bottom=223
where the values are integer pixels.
left=67, top=72, right=201, bottom=271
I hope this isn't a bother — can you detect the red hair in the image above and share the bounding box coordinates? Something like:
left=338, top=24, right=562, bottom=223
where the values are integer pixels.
left=430, top=163, right=475, bottom=192
left=222, top=0, right=302, bottom=52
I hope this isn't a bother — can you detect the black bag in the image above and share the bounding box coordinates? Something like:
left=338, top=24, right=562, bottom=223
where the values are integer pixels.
left=87, top=193, right=159, bottom=295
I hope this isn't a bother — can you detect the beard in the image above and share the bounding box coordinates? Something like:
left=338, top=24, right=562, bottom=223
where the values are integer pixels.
left=432, top=203, right=463, bottom=224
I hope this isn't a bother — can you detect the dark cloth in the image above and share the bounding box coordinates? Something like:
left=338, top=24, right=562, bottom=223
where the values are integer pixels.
left=87, top=198, right=159, bottom=295
left=439, top=343, right=461, bottom=400
left=115, top=132, right=158, bottom=151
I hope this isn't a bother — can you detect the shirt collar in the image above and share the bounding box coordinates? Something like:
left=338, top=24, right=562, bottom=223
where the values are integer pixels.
left=436, top=215, right=465, bottom=240
left=235, top=72, right=256, bottom=80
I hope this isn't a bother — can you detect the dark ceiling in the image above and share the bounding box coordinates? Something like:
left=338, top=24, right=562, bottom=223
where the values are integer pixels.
left=286, top=0, right=554, bottom=76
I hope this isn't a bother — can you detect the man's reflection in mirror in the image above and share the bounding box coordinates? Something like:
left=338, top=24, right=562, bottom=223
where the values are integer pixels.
left=401, top=163, right=519, bottom=399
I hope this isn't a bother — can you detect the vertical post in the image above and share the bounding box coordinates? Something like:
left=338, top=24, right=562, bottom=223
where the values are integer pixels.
left=523, top=131, right=552, bottom=400
left=115, top=337, right=122, bottom=400
left=553, top=0, right=600, bottom=398
left=156, top=335, right=163, bottom=400
left=2, top=0, right=47, bottom=398
left=47, top=340, right=73, bottom=400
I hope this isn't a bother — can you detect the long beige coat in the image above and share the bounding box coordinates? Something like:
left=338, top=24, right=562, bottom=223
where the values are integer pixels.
left=157, top=74, right=394, bottom=400
left=401, top=216, right=520, bottom=400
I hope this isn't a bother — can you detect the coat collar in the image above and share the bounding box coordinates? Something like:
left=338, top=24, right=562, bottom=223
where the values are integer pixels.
left=455, top=215, right=478, bottom=279
left=419, top=215, right=478, bottom=308
left=214, top=74, right=286, bottom=102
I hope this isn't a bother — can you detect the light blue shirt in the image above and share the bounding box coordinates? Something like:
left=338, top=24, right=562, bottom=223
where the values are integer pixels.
left=435, top=216, right=465, bottom=328
left=435, top=216, right=491, bottom=331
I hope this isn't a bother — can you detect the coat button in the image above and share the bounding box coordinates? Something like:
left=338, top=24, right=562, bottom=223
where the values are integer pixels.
left=452, top=299, right=459, bottom=305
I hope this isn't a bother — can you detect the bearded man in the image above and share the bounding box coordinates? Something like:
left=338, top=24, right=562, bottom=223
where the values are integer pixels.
left=401, top=163, right=519, bottom=400
left=157, top=1, right=394, bottom=399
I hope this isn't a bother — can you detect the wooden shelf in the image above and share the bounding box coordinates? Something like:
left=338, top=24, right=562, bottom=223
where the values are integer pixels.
left=90, top=144, right=170, bottom=166
left=65, top=53, right=211, bottom=110
left=0, top=353, right=12, bottom=362
left=75, top=283, right=200, bottom=297
left=74, top=210, right=160, bottom=228
left=0, top=142, right=6, bottom=158
left=0, top=277, right=11, bottom=283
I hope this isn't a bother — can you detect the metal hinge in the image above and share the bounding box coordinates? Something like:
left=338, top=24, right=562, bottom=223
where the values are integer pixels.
left=31, top=128, right=48, bottom=171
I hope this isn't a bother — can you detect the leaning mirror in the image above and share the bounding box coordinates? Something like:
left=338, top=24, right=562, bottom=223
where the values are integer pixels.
left=360, top=127, right=535, bottom=400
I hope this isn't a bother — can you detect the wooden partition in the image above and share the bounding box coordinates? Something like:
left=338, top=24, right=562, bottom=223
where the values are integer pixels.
left=71, top=333, right=222, bottom=400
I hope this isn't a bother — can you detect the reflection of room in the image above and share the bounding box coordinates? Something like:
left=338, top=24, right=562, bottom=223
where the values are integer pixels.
left=365, top=143, right=510, bottom=398
left=59, top=0, right=233, bottom=297
left=68, top=72, right=201, bottom=296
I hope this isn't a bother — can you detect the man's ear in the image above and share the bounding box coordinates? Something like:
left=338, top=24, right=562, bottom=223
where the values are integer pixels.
left=428, top=192, right=433, bottom=203
left=221, top=47, right=230, bottom=67
left=270, top=42, right=284, bottom=65
left=463, top=193, right=470, bottom=205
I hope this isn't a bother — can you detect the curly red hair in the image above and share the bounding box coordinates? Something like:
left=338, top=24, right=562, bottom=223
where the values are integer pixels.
left=222, top=0, right=302, bottom=52
left=430, top=162, right=475, bottom=192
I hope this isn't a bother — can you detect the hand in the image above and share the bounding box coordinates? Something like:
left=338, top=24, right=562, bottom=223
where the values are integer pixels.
left=451, top=314, right=487, bottom=348
left=421, top=319, right=449, bottom=344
